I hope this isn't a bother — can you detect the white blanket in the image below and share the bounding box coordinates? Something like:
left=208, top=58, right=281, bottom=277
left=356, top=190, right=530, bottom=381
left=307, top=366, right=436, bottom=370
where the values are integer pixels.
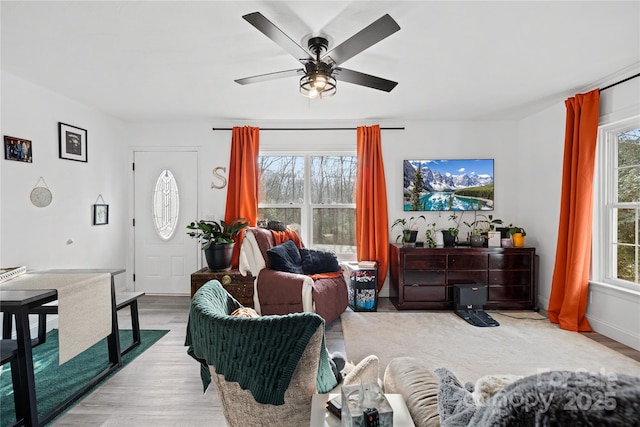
left=1, top=273, right=112, bottom=363
left=239, top=231, right=314, bottom=315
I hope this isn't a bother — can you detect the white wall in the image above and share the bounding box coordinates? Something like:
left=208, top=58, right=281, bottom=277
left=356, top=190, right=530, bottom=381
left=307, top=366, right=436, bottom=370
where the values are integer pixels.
left=5, top=67, right=636, bottom=346
left=1, top=72, right=128, bottom=274
left=126, top=120, right=521, bottom=297
left=517, top=72, right=640, bottom=350
left=516, top=103, right=566, bottom=309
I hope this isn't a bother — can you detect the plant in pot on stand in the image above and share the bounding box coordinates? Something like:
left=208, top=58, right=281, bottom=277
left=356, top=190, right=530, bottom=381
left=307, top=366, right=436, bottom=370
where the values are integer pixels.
left=392, top=215, right=425, bottom=247
left=186, top=218, right=249, bottom=271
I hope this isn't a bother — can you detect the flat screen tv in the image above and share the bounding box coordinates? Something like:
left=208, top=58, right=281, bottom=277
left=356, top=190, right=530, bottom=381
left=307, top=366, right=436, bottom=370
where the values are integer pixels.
left=403, top=159, right=494, bottom=211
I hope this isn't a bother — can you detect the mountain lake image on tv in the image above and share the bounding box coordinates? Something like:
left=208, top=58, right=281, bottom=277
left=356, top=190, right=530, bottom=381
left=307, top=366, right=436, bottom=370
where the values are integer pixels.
left=403, top=159, right=494, bottom=211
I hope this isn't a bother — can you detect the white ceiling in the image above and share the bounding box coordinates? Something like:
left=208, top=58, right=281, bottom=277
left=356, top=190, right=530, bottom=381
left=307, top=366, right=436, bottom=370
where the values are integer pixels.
left=2, top=1, right=639, bottom=123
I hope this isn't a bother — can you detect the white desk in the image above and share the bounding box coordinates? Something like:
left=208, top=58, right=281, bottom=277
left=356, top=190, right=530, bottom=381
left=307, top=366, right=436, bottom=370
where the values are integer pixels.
left=310, top=393, right=415, bottom=427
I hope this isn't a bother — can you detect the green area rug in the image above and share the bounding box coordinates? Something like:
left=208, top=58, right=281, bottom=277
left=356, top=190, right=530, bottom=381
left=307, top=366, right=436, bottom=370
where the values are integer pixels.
left=0, top=329, right=168, bottom=426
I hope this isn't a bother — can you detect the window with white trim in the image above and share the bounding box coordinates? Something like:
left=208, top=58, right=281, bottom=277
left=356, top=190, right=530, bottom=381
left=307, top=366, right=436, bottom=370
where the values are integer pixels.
left=258, top=154, right=357, bottom=259
left=597, top=117, right=640, bottom=287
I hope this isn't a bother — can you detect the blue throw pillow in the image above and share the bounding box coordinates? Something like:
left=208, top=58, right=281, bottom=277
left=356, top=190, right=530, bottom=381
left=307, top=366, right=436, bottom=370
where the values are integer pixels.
left=267, top=240, right=304, bottom=274
left=299, top=248, right=341, bottom=275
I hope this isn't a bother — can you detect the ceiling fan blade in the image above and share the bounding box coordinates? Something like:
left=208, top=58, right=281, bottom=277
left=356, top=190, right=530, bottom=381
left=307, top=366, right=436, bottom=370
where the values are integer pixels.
left=324, top=14, right=400, bottom=66
left=235, top=69, right=303, bottom=85
left=242, top=12, right=312, bottom=62
left=334, top=68, right=398, bottom=92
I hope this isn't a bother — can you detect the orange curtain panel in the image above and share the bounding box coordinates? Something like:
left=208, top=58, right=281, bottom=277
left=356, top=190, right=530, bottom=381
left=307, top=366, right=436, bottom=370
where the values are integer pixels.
left=356, top=125, right=389, bottom=292
left=548, top=89, right=600, bottom=332
left=224, top=126, right=260, bottom=267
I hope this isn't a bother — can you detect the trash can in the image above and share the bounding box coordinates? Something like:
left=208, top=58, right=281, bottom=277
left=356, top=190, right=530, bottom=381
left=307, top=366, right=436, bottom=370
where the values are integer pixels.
left=343, top=262, right=378, bottom=312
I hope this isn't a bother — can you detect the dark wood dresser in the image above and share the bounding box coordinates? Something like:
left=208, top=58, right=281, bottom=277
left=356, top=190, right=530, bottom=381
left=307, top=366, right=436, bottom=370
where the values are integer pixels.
left=190, top=267, right=254, bottom=307
left=389, top=244, right=536, bottom=310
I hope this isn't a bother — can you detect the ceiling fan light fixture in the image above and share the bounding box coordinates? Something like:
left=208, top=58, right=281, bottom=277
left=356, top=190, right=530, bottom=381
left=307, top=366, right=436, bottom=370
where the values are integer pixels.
left=300, top=71, right=336, bottom=99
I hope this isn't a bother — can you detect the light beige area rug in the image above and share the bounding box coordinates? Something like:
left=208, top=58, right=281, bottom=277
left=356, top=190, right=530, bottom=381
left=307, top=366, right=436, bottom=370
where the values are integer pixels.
left=341, top=311, right=640, bottom=383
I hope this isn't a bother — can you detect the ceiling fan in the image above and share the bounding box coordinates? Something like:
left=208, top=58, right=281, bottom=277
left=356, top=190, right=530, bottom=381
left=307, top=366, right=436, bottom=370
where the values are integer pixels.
left=235, top=12, right=400, bottom=98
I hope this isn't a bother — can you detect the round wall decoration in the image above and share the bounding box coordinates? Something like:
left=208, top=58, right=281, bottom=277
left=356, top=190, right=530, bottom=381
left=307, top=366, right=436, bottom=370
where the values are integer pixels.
left=30, top=177, right=52, bottom=207
left=30, top=187, right=52, bottom=207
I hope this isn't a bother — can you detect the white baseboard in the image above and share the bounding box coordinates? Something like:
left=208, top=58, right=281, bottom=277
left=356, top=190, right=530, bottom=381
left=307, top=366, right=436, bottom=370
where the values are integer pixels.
left=587, top=314, right=640, bottom=351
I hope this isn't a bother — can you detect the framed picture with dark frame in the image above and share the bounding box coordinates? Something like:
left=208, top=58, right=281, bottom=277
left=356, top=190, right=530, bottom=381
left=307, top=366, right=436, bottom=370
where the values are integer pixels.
left=93, top=204, right=109, bottom=225
left=4, top=135, right=33, bottom=163
left=59, top=122, right=87, bottom=162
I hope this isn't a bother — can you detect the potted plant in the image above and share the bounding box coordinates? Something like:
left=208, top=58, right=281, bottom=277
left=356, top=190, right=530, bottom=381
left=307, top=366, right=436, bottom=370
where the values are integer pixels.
left=442, top=212, right=464, bottom=247
left=186, top=218, right=249, bottom=271
left=392, top=215, right=425, bottom=246
left=424, top=222, right=438, bottom=248
left=464, top=214, right=503, bottom=247
left=508, top=225, right=526, bottom=247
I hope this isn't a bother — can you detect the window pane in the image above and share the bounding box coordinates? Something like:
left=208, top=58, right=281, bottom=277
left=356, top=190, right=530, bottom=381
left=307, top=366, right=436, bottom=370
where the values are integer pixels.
left=617, top=208, right=636, bottom=244
left=617, top=128, right=640, bottom=167
left=310, top=156, right=357, bottom=204
left=258, top=207, right=301, bottom=231
left=152, top=169, right=179, bottom=240
left=258, top=156, right=304, bottom=203
left=313, top=207, right=356, bottom=254
left=616, top=244, right=636, bottom=283
left=617, top=166, right=640, bottom=203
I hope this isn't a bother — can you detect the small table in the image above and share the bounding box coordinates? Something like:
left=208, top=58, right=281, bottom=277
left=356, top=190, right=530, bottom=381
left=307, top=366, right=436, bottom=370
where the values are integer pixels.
left=23, top=268, right=125, bottom=366
left=1, top=289, right=58, bottom=427
left=1, top=269, right=126, bottom=426
left=310, top=393, right=415, bottom=427
left=190, top=267, right=254, bottom=306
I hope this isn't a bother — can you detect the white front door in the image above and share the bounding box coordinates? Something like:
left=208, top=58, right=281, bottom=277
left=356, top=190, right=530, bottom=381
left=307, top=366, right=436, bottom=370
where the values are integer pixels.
left=133, top=150, right=198, bottom=294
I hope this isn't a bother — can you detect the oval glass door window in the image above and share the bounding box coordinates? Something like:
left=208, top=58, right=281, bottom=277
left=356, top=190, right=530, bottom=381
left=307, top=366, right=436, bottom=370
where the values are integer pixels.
left=153, top=169, right=180, bottom=240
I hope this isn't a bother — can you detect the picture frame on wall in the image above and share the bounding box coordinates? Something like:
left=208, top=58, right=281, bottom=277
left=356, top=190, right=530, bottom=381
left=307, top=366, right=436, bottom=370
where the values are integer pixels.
left=4, top=136, right=33, bottom=163
left=93, top=204, right=109, bottom=225
left=59, top=122, right=87, bottom=162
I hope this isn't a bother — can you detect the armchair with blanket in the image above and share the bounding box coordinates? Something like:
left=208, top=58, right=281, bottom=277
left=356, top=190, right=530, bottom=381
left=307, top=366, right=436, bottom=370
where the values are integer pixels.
left=185, top=279, right=339, bottom=427
left=238, top=226, right=349, bottom=325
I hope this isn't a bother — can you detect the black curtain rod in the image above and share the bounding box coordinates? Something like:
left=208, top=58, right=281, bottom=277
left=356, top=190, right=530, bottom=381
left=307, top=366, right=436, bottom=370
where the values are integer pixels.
left=212, top=126, right=405, bottom=131
left=600, top=72, right=640, bottom=92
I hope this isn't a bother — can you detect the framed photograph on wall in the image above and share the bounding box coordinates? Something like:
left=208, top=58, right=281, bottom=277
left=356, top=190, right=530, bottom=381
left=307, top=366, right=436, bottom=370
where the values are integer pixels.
left=59, top=122, right=87, bottom=162
left=4, top=136, right=32, bottom=163
left=93, top=204, right=109, bottom=225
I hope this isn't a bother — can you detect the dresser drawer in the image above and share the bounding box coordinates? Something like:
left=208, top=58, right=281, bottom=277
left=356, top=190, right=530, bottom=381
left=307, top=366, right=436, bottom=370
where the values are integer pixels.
left=448, top=254, right=488, bottom=270
left=404, top=254, right=446, bottom=270
left=489, top=270, right=531, bottom=286
left=404, top=285, right=446, bottom=302
left=404, top=270, right=445, bottom=285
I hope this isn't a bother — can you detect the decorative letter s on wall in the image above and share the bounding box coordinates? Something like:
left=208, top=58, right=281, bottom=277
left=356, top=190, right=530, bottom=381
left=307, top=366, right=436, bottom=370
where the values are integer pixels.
left=211, top=166, right=227, bottom=189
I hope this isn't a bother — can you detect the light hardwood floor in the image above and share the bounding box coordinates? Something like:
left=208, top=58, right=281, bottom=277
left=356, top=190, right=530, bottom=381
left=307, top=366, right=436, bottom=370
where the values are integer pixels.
left=51, top=295, right=640, bottom=426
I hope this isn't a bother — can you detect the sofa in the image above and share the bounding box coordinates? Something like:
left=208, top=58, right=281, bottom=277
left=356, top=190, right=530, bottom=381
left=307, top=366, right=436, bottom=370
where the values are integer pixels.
left=382, top=357, right=640, bottom=427
left=239, top=226, right=348, bottom=324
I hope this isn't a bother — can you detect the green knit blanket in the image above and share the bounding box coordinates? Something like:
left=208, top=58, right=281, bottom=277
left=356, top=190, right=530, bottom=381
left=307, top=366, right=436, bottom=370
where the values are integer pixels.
left=185, top=280, right=338, bottom=405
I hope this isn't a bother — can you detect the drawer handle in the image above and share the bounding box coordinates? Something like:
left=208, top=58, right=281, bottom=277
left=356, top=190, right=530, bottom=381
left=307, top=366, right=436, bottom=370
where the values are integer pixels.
left=221, top=275, right=232, bottom=285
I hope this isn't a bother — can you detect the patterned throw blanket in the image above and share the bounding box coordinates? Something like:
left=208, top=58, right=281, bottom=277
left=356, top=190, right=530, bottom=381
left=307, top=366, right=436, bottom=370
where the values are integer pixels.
left=185, top=280, right=338, bottom=405
left=436, top=368, right=640, bottom=426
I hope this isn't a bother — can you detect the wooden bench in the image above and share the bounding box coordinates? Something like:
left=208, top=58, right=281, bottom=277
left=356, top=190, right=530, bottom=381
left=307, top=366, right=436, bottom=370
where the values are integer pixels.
left=115, top=292, right=145, bottom=355
left=4, top=291, right=146, bottom=356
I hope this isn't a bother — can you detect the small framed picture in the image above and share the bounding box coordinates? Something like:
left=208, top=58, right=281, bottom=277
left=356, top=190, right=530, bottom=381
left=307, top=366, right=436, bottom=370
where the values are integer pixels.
left=59, top=122, right=87, bottom=162
left=4, top=136, right=32, bottom=163
left=93, top=204, right=109, bottom=225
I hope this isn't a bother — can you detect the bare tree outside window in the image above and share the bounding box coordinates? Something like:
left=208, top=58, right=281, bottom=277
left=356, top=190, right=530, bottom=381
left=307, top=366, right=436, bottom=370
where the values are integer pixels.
left=614, top=128, right=640, bottom=284
left=258, top=154, right=356, bottom=257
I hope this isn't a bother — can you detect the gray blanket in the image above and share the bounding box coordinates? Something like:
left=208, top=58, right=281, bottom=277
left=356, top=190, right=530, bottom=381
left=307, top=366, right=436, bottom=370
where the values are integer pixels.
left=436, top=368, right=640, bottom=426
